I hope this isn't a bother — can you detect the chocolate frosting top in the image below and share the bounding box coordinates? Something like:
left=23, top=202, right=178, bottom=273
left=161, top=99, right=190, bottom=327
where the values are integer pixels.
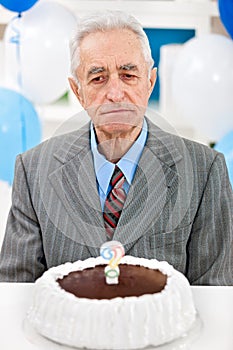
left=57, top=264, right=167, bottom=300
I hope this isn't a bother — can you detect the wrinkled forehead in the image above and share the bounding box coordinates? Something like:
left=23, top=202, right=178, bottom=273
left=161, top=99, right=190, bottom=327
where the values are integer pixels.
left=79, top=28, right=142, bottom=53
left=76, top=29, right=147, bottom=78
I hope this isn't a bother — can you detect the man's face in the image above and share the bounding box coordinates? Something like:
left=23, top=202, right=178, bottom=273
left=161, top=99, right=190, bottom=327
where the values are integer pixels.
left=70, top=28, right=156, bottom=138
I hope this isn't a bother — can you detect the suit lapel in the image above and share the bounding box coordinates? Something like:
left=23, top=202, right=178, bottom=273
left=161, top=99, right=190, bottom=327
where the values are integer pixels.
left=48, top=124, right=106, bottom=257
left=114, top=119, right=183, bottom=253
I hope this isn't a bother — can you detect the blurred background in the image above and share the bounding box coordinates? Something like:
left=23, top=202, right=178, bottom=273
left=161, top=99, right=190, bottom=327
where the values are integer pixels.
left=0, top=0, right=233, bottom=246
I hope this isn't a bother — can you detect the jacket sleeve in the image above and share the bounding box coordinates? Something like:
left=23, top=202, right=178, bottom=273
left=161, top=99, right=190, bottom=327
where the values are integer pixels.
left=0, top=154, right=46, bottom=282
left=187, top=152, right=233, bottom=285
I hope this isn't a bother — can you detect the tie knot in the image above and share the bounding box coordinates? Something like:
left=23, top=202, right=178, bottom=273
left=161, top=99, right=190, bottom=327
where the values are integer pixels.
left=111, top=166, right=125, bottom=188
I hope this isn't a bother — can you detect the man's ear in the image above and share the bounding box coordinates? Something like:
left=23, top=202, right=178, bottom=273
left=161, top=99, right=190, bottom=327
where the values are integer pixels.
left=68, top=77, right=84, bottom=106
left=148, top=67, right=157, bottom=96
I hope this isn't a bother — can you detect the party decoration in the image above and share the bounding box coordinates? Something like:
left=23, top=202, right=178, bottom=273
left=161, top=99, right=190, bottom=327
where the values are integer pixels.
left=0, top=180, right=12, bottom=246
left=214, top=131, right=233, bottom=186
left=218, top=0, right=233, bottom=39
left=0, top=87, right=41, bottom=184
left=100, top=241, right=125, bottom=284
left=4, top=1, right=77, bottom=104
left=0, top=0, right=38, bottom=13
left=172, top=34, right=233, bottom=141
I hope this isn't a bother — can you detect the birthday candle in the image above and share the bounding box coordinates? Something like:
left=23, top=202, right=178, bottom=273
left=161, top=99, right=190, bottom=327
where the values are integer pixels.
left=100, top=241, right=125, bottom=284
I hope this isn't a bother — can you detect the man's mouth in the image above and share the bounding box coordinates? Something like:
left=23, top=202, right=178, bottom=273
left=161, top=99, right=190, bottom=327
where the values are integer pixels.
left=101, top=109, right=134, bottom=115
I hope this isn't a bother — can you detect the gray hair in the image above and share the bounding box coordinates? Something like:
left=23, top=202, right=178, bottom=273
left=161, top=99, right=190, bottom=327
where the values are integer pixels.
left=70, top=10, right=154, bottom=84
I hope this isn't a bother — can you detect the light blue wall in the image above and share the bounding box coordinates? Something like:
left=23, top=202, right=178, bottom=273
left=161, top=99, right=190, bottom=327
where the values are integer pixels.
left=144, top=28, right=195, bottom=102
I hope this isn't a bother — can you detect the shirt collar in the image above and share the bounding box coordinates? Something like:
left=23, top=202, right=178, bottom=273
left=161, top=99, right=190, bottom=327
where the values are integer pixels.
left=91, top=119, right=148, bottom=195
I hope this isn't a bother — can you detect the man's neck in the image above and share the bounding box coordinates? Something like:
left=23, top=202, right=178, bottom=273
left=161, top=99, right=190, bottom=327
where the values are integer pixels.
left=95, top=126, right=142, bottom=163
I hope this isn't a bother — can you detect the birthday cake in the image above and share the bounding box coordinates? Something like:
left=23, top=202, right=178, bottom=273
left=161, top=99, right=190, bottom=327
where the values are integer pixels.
left=27, top=255, right=197, bottom=349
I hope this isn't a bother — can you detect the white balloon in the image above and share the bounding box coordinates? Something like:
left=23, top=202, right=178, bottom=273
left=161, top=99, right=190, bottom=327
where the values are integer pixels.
left=172, top=34, right=233, bottom=141
left=4, top=1, right=77, bottom=105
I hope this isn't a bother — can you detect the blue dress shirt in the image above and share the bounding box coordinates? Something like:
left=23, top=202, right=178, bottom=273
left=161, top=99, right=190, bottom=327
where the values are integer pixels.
left=91, top=119, right=148, bottom=210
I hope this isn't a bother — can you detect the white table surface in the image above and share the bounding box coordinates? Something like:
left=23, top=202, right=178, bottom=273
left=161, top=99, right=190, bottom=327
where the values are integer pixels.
left=0, top=284, right=232, bottom=350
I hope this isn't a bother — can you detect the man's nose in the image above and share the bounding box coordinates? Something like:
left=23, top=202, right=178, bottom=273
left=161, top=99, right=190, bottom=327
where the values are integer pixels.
left=105, top=76, right=125, bottom=102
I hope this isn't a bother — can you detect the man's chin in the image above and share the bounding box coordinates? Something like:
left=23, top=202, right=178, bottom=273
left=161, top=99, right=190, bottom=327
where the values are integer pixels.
left=95, top=122, right=139, bottom=137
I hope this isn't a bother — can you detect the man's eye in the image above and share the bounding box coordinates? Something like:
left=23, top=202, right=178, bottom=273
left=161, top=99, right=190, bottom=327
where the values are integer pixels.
left=91, top=76, right=106, bottom=84
left=121, top=74, right=136, bottom=81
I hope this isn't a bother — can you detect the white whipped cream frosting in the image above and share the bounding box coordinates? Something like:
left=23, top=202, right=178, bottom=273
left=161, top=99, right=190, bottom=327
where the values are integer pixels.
left=27, top=256, right=197, bottom=349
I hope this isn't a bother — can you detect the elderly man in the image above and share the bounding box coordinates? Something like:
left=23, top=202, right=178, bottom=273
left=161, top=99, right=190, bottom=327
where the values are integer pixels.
left=0, top=11, right=232, bottom=284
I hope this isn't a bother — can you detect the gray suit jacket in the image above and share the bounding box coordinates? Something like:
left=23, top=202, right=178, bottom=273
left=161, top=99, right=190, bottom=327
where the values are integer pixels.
left=0, top=119, right=232, bottom=284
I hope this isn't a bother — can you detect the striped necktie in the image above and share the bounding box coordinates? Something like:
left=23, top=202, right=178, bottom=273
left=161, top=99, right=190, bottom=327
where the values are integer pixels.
left=103, top=166, right=127, bottom=239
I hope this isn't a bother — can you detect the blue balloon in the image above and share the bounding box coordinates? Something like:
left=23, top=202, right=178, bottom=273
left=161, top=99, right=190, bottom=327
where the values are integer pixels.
left=218, top=0, right=233, bottom=39
left=0, top=0, right=38, bottom=13
left=0, top=87, right=41, bottom=185
left=214, top=131, right=233, bottom=187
